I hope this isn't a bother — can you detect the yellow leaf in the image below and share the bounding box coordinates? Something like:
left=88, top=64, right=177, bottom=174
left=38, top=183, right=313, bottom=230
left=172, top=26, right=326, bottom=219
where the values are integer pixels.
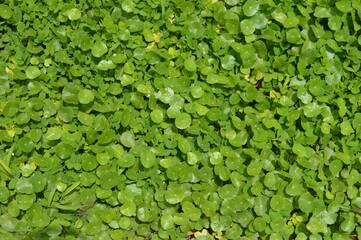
left=7, top=129, right=15, bottom=137
left=153, top=32, right=161, bottom=43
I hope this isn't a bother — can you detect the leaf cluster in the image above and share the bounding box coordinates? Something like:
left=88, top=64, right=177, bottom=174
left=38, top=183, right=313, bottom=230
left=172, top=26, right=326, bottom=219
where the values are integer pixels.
left=1, top=0, right=361, bottom=239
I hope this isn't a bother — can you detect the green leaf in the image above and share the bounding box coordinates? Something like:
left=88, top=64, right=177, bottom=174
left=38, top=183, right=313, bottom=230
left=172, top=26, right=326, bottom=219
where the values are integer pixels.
left=270, top=195, right=287, bottom=211
left=286, top=180, right=304, bottom=196
left=306, top=217, right=328, bottom=234
left=340, top=212, right=355, bottom=233
left=298, top=192, right=316, bottom=213
left=77, top=112, right=94, bottom=125
left=0, top=186, right=9, bottom=203
left=243, top=0, right=259, bottom=17
left=221, top=55, right=236, bottom=70
left=218, top=184, right=237, bottom=199
left=287, top=28, right=302, bottom=44
left=303, top=102, right=321, bottom=118
left=165, top=184, right=188, bottom=204
left=178, top=138, right=191, bottom=154
left=184, top=57, right=197, bottom=72
left=78, top=89, right=94, bottom=104
left=314, top=7, right=331, bottom=18
left=3, top=101, right=18, bottom=117
left=140, top=149, right=156, bottom=168
left=91, top=42, right=108, bottom=57
left=64, top=8, right=81, bottom=20
left=0, top=4, right=12, bottom=19
left=25, top=66, right=41, bottom=79
left=117, top=153, right=135, bottom=168
left=329, top=160, right=342, bottom=176
left=99, top=172, right=121, bottom=189
left=18, top=194, right=34, bottom=210
left=98, top=129, right=115, bottom=145
left=247, top=160, right=262, bottom=176
left=18, top=137, right=34, bottom=154
left=240, top=19, right=256, bottom=35
left=254, top=195, right=269, bottom=216
left=121, top=0, right=136, bottom=13
left=340, top=120, right=354, bottom=135
left=209, top=151, right=223, bottom=165
left=161, top=214, right=174, bottom=230
left=284, top=16, right=299, bottom=28
left=253, top=217, right=266, bottom=232
left=225, top=0, right=239, bottom=6
left=62, top=84, right=79, bottom=104
left=335, top=0, right=352, bottom=12
left=97, top=60, right=116, bottom=71
left=206, top=73, right=229, bottom=85
left=16, top=178, right=33, bottom=194
left=150, top=109, right=164, bottom=123
left=175, top=113, right=192, bottom=129
left=187, top=22, right=205, bottom=39
left=81, top=153, right=98, bottom=171
left=120, top=74, right=135, bottom=86
left=44, top=126, right=63, bottom=141
left=120, top=131, right=136, bottom=148
left=0, top=214, right=18, bottom=232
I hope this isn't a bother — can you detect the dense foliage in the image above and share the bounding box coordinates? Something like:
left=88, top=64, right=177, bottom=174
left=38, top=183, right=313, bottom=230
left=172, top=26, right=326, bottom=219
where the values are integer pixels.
left=1, top=0, right=361, bottom=239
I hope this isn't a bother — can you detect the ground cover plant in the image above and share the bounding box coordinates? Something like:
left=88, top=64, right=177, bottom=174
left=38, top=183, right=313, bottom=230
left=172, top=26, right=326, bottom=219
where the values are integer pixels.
left=1, top=0, right=361, bottom=239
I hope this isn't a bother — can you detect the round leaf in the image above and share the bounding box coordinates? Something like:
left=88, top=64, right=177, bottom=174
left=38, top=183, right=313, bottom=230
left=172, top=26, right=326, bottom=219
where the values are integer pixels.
left=65, top=8, right=81, bottom=20
left=187, top=22, right=205, bottom=39
left=25, top=66, right=41, bottom=79
left=175, top=113, right=192, bottom=129
left=0, top=4, right=12, bottom=19
left=150, top=109, right=164, bottom=123
left=240, top=19, right=256, bottom=35
left=91, top=42, right=108, bottom=57
left=120, top=131, right=135, bottom=148
left=78, top=89, right=94, bottom=104
left=140, top=149, right=156, bottom=168
left=243, top=0, right=259, bottom=17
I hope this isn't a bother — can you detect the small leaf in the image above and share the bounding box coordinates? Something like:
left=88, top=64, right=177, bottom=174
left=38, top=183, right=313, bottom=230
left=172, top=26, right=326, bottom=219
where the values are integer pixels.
left=140, top=149, right=156, bottom=168
left=221, top=55, right=236, bottom=70
left=306, top=217, right=328, bottom=234
left=286, top=180, right=304, bottom=196
left=165, top=184, right=188, bottom=204
left=329, top=160, right=342, bottom=176
left=120, top=131, right=135, bottom=148
left=243, top=0, right=259, bottom=17
left=187, top=22, right=205, bottom=39
left=91, top=42, right=108, bottom=57
left=184, top=58, right=197, bottom=72
left=161, top=214, right=174, bottom=230
left=209, top=151, right=223, bottom=165
left=298, top=192, right=316, bottom=213
left=64, top=8, right=81, bottom=20
left=117, top=153, right=135, bottom=168
left=44, top=126, right=63, bottom=141
left=241, top=19, right=256, bottom=35
left=178, top=138, right=191, bottom=154
left=25, top=66, right=41, bottom=79
left=97, top=60, right=116, bottom=70
left=150, top=109, right=164, bottom=123
left=78, top=89, right=94, bottom=104
left=335, top=0, right=352, bottom=12
left=340, top=120, right=354, bottom=135
left=206, top=73, right=229, bottom=84
left=175, top=113, right=192, bottom=129
left=253, top=217, right=266, bottom=232
left=0, top=4, right=12, bottom=19
left=121, top=0, right=136, bottom=13
left=218, top=184, right=237, bottom=199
